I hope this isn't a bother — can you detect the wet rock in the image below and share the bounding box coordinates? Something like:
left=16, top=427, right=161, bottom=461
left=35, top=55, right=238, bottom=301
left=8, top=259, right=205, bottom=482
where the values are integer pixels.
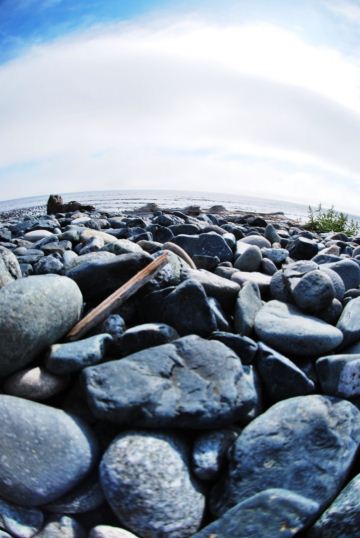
left=100, top=430, right=205, bottom=538
left=210, top=395, right=360, bottom=516
left=254, top=300, right=343, bottom=357
left=0, top=395, right=98, bottom=506
left=84, top=335, right=261, bottom=428
left=0, top=275, right=82, bottom=377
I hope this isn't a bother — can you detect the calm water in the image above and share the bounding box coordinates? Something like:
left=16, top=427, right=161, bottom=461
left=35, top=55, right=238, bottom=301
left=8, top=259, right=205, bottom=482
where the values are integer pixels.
left=0, top=189, right=312, bottom=221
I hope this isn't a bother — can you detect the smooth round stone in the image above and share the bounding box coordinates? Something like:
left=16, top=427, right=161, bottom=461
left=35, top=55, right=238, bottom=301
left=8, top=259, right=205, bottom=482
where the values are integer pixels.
left=324, top=259, right=360, bottom=291
left=0, top=246, right=21, bottom=289
left=337, top=297, right=360, bottom=347
left=100, top=431, right=205, bottom=538
left=261, top=247, right=289, bottom=265
left=307, top=473, right=360, bottom=537
left=89, top=527, right=139, bottom=538
left=171, top=233, right=233, bottom=262
left=34, top=255, right=64, bottom=275
left=183, top=268, right=240, bottom=310
left=210, top=331, right=258, bottom=365
left=265, top=224, right=281, bottom=244
left=192, top=429, right=239, bottom=481
left=254, top=300, right=343, bottom=357
left=46, top=334, right=111, bottom=375
left=194, top=488, right=319, bottom=538
left=316, top=354, right=360, bottom=399
left=239, top=235, right=271, bottom=248
left=23, top=230, right=55, bottom=242
left=234, top=245, right=262, bottom=272
left=0, top=275, right=83, bottom=377
left=0, top=496, right=43, bottom=538
left=288, top=236, right=318, bottom=259
left=319, top=267, right=345, bottom=301
left=120, top=323, right=179, bottom=356
left=3, top=366, right=68, bottom=401
left=210, top=395, right=360, bottom=517
left=34, top=515, right=86, bottom=538
left=292, top=270, right=335, bottom=313
left=0, top=395, right=98, bottom=506
left=104, top=239, right=144, bottom=255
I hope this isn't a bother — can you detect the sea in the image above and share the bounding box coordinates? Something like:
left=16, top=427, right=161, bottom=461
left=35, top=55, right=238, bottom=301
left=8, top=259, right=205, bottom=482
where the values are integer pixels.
left=0, top=189, right=359, bottom=223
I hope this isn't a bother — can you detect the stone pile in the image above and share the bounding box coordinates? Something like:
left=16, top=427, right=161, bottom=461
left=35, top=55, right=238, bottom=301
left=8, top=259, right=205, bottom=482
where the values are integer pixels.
left=1, top=204, right=360, bottom=536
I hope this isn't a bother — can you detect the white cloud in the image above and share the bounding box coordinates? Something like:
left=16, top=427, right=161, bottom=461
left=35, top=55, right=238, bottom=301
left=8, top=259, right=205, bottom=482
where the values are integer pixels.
left=1, top=17, right=360, bottom=212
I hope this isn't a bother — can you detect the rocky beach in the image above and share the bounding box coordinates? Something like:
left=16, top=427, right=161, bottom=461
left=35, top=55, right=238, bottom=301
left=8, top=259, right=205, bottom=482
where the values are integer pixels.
left=1, top=195, right=360, bottom=537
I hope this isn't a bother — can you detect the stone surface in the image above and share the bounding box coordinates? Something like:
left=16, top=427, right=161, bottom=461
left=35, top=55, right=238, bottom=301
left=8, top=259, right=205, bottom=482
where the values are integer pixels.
left=307, top=473, right=360, bottom=538
left=254, top=300, right=343, bottom=357
left=234, top=245, right=262, bottom=272
left=239, top=235, right=271, bottom=249
left=182, top=268, right=240, bottom=310
left=46, top=334, right=111, bottom=374
left=0, top=497, right=44, bottom=538
left=45, top=474, right=105, bottom=514
left=292, top=270, right=335, bottom=313
left=84, top=335, right=261, bottom=428
left=316, top=354, right=360, bottom=399
left=34, top=515, right=86, bottom=537
left=119, top=323, right=179, bottom=356
left=194, top=489, right=319, bottom=538
left=231, top=270, right=271, bottom=292
left=324, top=259, right=360, bottom=291
left=171, top=233, right=233, bottom=262
left=210, top=331, right=258, bottom=364
left=192, top=428, right=239, bottom=481
left=234, top=281, right=262, bottom=336
left=0, top=246, right=21, bottom=289
left=255, top=342, right=315, bottom=402
left=210, top=395, right=360, bottom=516
left=3, top=366, right=68, bottom=401
left=0, top=275, right=83, bottom=377
left=100, top=431, right=205, bottom=538
left=0, top=395, right=98, bottom=506
left=89, top=527, right=139, bottom=538
left=336, top=297, right=360, bottom=347
left=289, top=237, right=318, bottom=259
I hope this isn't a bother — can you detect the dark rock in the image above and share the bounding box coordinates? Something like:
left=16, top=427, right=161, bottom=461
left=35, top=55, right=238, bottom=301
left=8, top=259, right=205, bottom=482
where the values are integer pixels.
left=210, top=395, right=360, bottom=516
left=67, top=252, right=151, bottom=302
left=0, top=496, right=44, bottom=538
left=35, top=515, right=86, bottom=537
left=209, top=332, right=258, bottom=364
left=234, top=281, right=262, bottom=336
left=0, top=275, right=82, bottom=377
left=254, top=300, right=343, bottom=357
left=265, top=223, right=281, bottom=243
left=0, top=395, right=98, bottom=506
left=46, top=334, right=112, bottom=374
left=324, top=259, right=360, bottom=291
left=194, top=488, right=319, bottom=538
left=319, top=267, right=345, bottom=301
left=261, top=257, right=278, bottom=275
left=192, top=428, right=239, bottom=481
left=261, top=247, right=289, bottom=265
left=45, top=474, right=105, bottom=514
left=47, top=194, right=95, bottom=215
left=3, top=366, right=68, bottom=401
left=317, top=298, right=343, bottom=325
left=171, top=233, right=233, bottom=262
left=288, top=237, right=318, bottom=259
left=337, top=297, right=360, bottom=347
left=316, top=353, right=360, bottom=399
left=181, top=268, right=240, bottom=310
left=119, top=323, right=179, bottom=356
left=255, top=342, right=315, bottom=403
left=100, top=430, right=205, bottom=538
left=234, top=245, right=262, bottom=272
left=83, top=335, right=261, bottom=428
left=192, top=254, right=220, bottom=270
left=34, top=254, right=64, bottom=275
left=292, top=270, right=335, bottom=313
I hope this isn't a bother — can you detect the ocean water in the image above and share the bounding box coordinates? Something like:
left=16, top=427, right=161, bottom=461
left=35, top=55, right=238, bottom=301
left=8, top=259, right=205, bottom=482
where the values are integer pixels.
left=0, top=189, right=311, bottom=221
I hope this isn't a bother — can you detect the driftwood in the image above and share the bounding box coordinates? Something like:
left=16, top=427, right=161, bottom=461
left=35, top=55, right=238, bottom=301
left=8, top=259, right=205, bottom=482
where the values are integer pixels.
left=66, top=252, right=169, bottom=341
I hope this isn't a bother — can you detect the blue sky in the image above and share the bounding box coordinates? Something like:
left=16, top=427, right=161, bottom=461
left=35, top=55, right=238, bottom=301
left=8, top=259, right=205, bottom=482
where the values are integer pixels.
left=1, top=0, right=360, bottom=211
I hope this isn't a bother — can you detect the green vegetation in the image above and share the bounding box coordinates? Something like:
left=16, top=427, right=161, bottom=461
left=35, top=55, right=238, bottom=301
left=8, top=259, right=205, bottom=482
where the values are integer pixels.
left=305, top=204, right=360, bottom=236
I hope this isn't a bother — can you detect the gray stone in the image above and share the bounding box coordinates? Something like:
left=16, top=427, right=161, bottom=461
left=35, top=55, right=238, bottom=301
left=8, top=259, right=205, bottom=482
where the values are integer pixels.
left=254, top=300, right=343, bottom=357
left=337, top=297, right=360, bottom=347
left=289, top=237, right=318, bottom=259
left=34, top=255, right=64, bottom=275
left=231, top=271, right=271, bottom=293
left=0, top=395, right=98, bottom=506
left=194, top=488, right=319, bottom=538
left=239, top=235, right=271, bottom=248
left=23, top=230, right=55, bottom=242
left=261, top=247, right=289, bottom=265
left=256, top=342, right=315, bottom=402
left=0, top=497, right=43, bottom=538
left=46, top=334, right=111, bottom=375
left=316, top=354, right=360, bottom=399
left=182, top=268, right=240, bottom=310
left=234, top=281, right=262, bottom=336
left=317, top=298, right=343, bottom=325
left=270, top=270, right=293, bottom=302
left=0, top=275, right=83, bottom=377
left=210, top=395, right=360, bottom=516
left=103, top=239, right=144, bottom=255
left=319, top=267, right=345, bottom=301
left=192, top=428, right=239, bottom=481
left=234, top=245, right=262, bottom=272
left=45, top=474, right=105, bottom=514
left=119, top=323, right=179, bottom=356
left=210, top=331, right=258, bottom=364
left=83, top=335, right=261, bottom=428
left=265, top=223, right=281, bottom=243
left=307, top=473, right=360, bottom=537
left=3, top=366, right=68, bottom=401
left=171, top=233, right=233, bottom=262
left=63, top=251, right=115, bottom=271
left=261, top=257, right=277, bottom=275
left=0, top=246, right=22, bottom=289
left=100, top=431, right=205, bottom=538
left=34, top=515, right=86, bottom=538
left=292, top=270, right=335, bottom=313
left=89, top=527, right=139, bottom=538
left=324, top=259, right=360, bottom=291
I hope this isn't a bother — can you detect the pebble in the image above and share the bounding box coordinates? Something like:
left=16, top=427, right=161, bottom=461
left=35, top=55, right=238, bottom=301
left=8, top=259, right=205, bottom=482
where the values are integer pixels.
left=3, top=366, right=68, bottom=400
left=89, top=527, right=139, bottom=538
left=0, top=395, right=98, bottom=506
left=0, top=246, right=22, bottom=288
left=46, top=334, right=112, bottom=374
left=0, top=275, right=83, bottom=376
left=100, top=430, right=205, bottom=538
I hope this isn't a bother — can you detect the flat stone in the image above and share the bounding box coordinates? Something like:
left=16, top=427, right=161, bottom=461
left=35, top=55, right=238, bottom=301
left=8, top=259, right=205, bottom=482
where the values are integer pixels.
left=254, top=300, right=343, bottom=357
left=255, top=342, right=315, bottom=403
left=337, top=297, right=360, bottom=347
left=83, top=335, right=261, bottom=428
left=23, top=230, right=55, bottom=242
left=210, top=395, right=360, bottom=516
left=307, top=473, right=360, bottom=538
left=171, top=233, right=233, bottom=262
left=100, top=431, right=205, bottom=538
left=316, top=354, right=360, bottom=399
left=3, top=366, right=68, bottom=400
left=0, top=395, right=98, bottom=506
left=0, top=246, right=22, bottom=289
left=0, top=275, right=83, bottom=377
left=192, top=428, right=239, bottom=481
left=46, top=334, right=111, bottom=375
left=194, top=488, right=319, bottom=538
left=234, top=281, right=262, bottom=336
left=119, top=323, right=179, bottom=356
left=231, top=270, right=271, bottom=292
left=0, top=497, right=43, bottom=538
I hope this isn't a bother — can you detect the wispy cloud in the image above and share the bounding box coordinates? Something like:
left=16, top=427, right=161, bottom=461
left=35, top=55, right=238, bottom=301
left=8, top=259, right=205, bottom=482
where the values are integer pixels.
left=1, top=16, right=360, bottom=211
left=324, top=0, right=360, bottom=23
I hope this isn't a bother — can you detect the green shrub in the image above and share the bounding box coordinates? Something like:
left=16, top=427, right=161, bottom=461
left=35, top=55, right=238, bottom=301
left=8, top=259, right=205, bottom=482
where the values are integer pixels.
left=305, top=204, right=359, bottom=236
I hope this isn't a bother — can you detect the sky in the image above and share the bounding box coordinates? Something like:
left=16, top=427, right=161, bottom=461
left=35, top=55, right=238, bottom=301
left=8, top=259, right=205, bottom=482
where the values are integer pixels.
left=1, top=0, right=360, bottom=212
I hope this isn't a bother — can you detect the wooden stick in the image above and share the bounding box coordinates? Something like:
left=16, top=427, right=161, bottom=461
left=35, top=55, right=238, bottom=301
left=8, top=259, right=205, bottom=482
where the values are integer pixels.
left=66, top=252, right=169, bottom=341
